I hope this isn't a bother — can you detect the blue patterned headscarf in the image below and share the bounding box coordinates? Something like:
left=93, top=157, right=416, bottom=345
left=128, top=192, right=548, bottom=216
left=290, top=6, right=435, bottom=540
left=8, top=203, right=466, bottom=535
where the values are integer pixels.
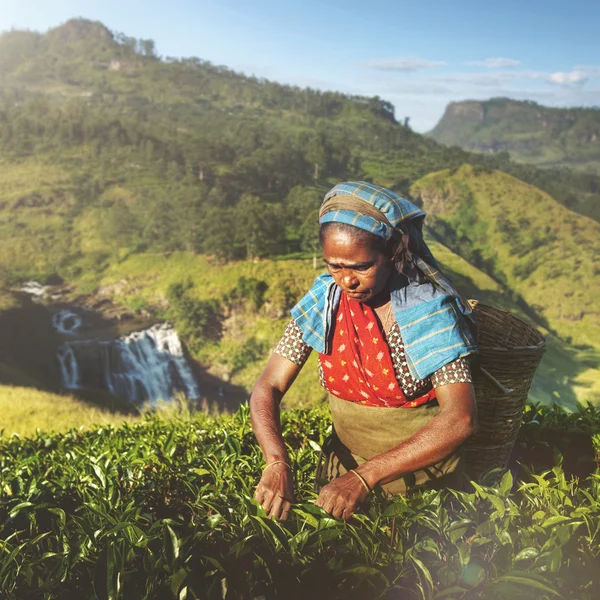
left=320, top=181, right=425, bottom=239
left=291, top=181, right=477, bottom=381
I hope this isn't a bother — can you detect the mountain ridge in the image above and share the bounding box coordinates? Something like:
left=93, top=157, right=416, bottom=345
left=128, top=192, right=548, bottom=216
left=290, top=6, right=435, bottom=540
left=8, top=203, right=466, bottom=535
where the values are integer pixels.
left=428, top=98, right=600, bottom=175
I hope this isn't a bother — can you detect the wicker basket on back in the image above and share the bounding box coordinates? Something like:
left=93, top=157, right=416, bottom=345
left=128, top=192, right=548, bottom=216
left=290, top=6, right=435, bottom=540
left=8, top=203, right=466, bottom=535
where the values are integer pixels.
left=465, top=300, right=546, bottom=479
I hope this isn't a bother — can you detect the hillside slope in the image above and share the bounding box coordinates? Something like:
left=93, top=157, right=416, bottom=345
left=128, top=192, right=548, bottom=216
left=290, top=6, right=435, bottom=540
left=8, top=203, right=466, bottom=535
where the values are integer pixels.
left=0, top=385, right=139, bottom=437
left=3, top=238, right=595, bottom=421
left=412, top=165, right=600, bottom=350
left=1, top=19, right=598, bottom=410
left=0, top=19, right=599, bottom=288
left=428, top=98, right=600, bottom=174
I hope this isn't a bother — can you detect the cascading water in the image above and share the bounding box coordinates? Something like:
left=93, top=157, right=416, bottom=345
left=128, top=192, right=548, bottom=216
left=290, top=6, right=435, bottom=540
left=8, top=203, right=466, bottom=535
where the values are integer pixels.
left=52, top=309, right=83, bottom=335
left=56, top=323, right=201, bottom=406
left=57, top=345, right=82, bottom=389
left=17, top=281, right=201, bottom=406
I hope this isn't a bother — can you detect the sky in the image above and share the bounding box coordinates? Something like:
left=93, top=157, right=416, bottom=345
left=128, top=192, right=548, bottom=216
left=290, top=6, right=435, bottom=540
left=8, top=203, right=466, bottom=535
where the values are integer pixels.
left=1, top=0, right=599, bottom=131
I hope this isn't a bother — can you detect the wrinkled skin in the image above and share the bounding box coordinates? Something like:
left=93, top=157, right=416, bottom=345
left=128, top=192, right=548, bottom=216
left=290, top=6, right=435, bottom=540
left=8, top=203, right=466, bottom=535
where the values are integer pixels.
left=253, top=462, right=295, bottom=520
left=321, top=228, right=394, bottom=306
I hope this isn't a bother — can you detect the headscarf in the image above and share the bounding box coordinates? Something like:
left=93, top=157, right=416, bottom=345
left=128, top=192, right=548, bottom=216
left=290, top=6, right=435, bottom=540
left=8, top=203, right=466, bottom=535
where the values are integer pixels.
left=319, top=181, right=473, bottom=314
left=291, top=181, right=477, bottom=381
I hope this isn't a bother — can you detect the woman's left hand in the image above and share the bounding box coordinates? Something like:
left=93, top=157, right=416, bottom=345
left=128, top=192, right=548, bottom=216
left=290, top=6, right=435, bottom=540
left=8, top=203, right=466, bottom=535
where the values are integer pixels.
left=315, top=471, right=370, bottom=520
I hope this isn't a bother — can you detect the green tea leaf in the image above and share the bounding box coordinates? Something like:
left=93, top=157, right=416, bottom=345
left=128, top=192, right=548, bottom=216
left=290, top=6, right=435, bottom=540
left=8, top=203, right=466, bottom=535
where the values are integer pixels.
left=514, top=547, right=539, bottom=562
left=496, top=572, right=561, bottom=596
left=164, top=525, right=180, bottom=566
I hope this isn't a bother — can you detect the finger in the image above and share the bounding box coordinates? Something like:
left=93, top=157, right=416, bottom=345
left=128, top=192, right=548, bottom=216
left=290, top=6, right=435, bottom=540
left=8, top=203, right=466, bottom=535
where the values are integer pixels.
left=280, top=492, right=296, bottom=504
left=316, top=486, right=336, bottom=513
left=254, top=487, right=265, bottom=504
left=268, top=495, right=284, bottom=520
left=320, top=499, right=335, bottom=516
left=331, top=503, right=346, bottom=519
left=341, top=506, right=354, bottom=521
left=279, top=499, right=292, bottom=521
left=261, top=489, right=275, bottom=514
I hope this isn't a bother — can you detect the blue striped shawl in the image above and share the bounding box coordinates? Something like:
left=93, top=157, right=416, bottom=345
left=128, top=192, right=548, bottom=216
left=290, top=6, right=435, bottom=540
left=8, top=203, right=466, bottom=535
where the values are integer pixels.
left=291, top=273, right=476, bottom=381
left=290, top=181, right=478, bottom=381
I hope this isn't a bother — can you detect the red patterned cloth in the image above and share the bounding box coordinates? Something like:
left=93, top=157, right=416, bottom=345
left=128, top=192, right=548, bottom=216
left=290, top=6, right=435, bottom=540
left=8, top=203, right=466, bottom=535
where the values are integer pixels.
left=318, top=293, right=436, bottom=408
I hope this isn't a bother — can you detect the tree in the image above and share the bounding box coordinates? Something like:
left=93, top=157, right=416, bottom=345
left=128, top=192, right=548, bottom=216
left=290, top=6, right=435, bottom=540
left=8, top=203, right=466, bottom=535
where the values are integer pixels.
left=140, top=38, right=156, bottom=58
left=100, top=203, right=141, bottom=252
left=235, top=194, right=285, bottom=260
left=306, top=136, right=327, bottom=181
left=142, top=195, right=179, bottom=251
left=198, top=205, right=239, bottom=259
left=299, top=209, right=321, bottom=264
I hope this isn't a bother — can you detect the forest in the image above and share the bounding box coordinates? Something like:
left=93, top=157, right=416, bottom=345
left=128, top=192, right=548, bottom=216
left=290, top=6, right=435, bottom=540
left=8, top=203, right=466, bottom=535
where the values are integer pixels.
left=1, top=19, right=600, bottom=285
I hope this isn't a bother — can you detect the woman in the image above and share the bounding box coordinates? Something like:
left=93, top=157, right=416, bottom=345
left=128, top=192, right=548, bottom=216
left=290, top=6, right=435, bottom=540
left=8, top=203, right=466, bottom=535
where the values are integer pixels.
left=250, top=181, right=478, bottom=521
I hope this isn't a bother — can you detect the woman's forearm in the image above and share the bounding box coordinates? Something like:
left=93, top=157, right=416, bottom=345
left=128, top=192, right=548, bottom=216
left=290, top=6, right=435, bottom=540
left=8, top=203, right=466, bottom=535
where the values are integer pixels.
left=356, top=383, right=477, bottom=489
left=250, top=380, right=290, bottom=464
left=358, top=409, right=474, bottom=488
left=249, top=353, right=305, bottom=465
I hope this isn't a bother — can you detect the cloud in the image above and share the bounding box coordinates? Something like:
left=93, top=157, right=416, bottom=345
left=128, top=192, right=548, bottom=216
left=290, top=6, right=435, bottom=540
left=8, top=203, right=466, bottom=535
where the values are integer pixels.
left=430, top=70, right=544, bottom=87
left=360, top=57, right=446, bottom=72
left=574, top=65, right=600, bottom=76
left=549, top=70, right=589, bottom=86
left=346, top=61, right=600, bottom=131
left=467, top=57, right=521, bottom=68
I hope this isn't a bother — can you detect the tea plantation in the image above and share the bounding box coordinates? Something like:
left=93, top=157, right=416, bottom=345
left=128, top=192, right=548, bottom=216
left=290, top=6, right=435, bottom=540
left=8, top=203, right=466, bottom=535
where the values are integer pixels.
left=1, top=403, right=599, bottom=599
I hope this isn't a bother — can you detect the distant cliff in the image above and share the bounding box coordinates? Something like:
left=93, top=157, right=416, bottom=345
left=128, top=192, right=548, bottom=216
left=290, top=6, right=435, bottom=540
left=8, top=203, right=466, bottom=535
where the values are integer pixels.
left=428, top=98, right=600, bottom=174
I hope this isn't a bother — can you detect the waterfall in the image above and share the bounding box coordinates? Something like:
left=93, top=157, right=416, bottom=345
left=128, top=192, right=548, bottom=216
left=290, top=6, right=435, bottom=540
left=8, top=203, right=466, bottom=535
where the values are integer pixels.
left=56, top=345, right=82, bottom=389
left=52, top=309, right=82, bottom=335
left=57, top=323, right=200, bottom=405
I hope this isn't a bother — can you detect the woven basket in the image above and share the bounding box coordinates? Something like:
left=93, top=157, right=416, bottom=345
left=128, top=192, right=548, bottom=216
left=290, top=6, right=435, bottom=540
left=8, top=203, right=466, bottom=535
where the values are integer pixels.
left=465, top=300, right=546, bottom=479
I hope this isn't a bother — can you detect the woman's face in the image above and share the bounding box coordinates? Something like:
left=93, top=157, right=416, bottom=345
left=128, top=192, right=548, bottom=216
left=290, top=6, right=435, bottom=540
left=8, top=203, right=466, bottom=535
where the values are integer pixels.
left=322, top=228, right=394, bottom=304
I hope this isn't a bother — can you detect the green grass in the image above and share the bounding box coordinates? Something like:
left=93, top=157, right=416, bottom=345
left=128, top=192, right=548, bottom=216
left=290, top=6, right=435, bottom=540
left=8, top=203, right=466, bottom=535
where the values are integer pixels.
left=63, top=247, right=597, bottom=408
left=412, top=165, right=600, bottom=348
left=412, top=166, right=600, bottom=405
left=0, top=385, right=140, bottom=438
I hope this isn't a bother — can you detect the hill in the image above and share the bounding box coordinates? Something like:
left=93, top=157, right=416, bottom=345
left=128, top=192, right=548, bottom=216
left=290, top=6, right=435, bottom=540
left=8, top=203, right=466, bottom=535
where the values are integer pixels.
left=0, top=19, right=599, bottom=288
left=412, top=165, right=600, bottom=346
left=428, top=98, right=600, bottom=175
left=0, top=19, right=598, bottom=411
left=411, top=165, right=600, bottom=403
left=3, top=237, right=589, bottom=414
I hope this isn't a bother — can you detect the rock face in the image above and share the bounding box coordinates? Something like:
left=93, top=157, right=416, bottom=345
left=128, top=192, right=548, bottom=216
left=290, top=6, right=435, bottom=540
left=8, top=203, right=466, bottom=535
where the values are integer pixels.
left=428, top=98, right=600, bottom=173
left=45, top=19, right=115, bottom=46
left=444, top=101, right=486, bottom=122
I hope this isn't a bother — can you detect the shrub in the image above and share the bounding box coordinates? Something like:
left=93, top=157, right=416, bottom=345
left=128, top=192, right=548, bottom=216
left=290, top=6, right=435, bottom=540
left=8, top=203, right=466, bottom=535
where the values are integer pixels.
left=225, top=276, right=269, bottom=312
left=0, top=403, right=599, bottom=598
left=167, top=280, right=221, bottom=349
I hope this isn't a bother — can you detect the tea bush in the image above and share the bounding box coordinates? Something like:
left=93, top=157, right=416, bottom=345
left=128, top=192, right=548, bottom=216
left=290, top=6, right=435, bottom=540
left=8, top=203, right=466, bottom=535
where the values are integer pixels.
left=0, top=403, right=599, bottom=599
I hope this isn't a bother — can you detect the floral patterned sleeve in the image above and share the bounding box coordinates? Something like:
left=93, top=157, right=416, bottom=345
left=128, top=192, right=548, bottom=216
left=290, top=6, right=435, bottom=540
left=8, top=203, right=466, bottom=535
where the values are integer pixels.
left=430, top=357, right=473, bottom=388
left=273, top=319, right=312, bottom=366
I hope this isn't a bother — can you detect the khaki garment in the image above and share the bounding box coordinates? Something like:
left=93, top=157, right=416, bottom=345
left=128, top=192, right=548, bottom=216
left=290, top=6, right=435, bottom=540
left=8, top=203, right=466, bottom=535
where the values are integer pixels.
left=317, top=393, right=464, bottom=495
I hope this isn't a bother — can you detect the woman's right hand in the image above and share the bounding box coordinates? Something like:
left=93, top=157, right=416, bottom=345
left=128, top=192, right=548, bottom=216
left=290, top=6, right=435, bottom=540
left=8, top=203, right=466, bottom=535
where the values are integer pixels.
left=250, top=354, right=304, bottom=520
left=254, top=462, right=295, bottom=520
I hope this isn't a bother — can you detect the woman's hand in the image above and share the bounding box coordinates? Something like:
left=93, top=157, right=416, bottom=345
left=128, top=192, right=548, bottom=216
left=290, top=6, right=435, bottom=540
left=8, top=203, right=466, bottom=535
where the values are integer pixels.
left=254, top=463, right=295, bottom=520
left=315, top=470, right=370, bottom=520
left=250, top=354, right=305, bottom=520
